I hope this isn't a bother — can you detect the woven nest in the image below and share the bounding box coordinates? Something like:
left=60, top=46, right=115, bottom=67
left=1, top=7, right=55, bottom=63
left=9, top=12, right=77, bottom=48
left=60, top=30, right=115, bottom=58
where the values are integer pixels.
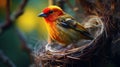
left=33, top=16, right=104, bottom=67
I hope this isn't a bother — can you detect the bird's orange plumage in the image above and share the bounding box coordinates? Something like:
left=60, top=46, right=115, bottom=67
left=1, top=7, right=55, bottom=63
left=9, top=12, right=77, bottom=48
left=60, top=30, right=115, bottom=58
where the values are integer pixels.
left=46, top=21, right=74, bottom=45
left=42, top=6, right=72, bottom=45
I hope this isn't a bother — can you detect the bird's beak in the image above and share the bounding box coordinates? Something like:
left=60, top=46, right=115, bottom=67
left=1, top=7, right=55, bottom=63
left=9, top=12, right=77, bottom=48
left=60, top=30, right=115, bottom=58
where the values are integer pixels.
left=38, top=12, right=47, bottom=17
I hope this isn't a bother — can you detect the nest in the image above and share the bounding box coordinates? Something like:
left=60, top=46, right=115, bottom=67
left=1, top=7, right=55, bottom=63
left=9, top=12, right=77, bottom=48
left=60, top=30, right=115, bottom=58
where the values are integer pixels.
left=33, top=16, right=104, bottom=67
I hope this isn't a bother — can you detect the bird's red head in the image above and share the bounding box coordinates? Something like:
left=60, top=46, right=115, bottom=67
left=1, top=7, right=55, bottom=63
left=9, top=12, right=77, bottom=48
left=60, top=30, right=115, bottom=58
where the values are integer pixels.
left=38, top=6, right=64, bottom=23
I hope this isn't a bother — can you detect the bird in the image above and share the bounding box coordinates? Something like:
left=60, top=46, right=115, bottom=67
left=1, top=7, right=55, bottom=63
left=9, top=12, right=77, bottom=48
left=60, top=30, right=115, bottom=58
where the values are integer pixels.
left=38, top=5, right=93, bottom=52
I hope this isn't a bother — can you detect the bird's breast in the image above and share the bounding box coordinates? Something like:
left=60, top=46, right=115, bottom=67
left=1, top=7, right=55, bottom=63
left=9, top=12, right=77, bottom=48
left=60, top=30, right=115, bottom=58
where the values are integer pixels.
left=47, top=23, right=80, bottom=46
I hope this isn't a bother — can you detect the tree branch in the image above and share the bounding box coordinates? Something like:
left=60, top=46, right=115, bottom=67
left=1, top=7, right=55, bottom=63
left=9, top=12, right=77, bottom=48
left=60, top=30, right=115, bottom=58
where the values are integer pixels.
left=0, top=50, right=16, bottom=67
left=0, top=0, right=12, bottom=31
left=6, top=0, right=11, bottom=23
left=13, top=0, right=28, bottom=20
left=15, top=28, right=31, bottom=54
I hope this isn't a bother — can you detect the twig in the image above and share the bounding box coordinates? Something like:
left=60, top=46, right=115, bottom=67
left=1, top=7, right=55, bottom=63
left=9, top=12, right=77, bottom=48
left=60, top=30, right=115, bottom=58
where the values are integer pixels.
left=6, top=0, right=11, bottom=24
left=15, top=28, right=31, bottom=53
left=6, top=0, right=11, bottom=23
left=0, top=0, right=12, bottom=30
left=67, top=56, right=80, bottom=60
left=13, top=0, right=28, bottom=20
left=0, top=50, right=16, bottom=67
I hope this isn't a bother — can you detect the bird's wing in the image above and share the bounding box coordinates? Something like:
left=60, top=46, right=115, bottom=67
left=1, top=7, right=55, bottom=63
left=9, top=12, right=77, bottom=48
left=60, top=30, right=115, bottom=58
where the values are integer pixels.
left=57, top=14, right=93, bottom=40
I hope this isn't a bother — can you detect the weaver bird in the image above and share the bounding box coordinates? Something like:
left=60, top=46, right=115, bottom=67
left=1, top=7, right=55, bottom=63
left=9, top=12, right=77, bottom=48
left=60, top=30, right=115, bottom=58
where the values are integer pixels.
left=38, top=6, right=93, bottom=52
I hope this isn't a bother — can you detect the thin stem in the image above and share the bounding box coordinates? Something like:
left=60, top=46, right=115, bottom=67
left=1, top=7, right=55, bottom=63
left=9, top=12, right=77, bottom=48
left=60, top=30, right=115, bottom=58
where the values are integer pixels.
left=0, top=50, right=16, bottom=67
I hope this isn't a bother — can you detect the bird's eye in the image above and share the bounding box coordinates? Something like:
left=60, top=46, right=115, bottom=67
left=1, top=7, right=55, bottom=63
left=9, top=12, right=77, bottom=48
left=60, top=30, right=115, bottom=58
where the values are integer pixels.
left=49, top=10, right=54, bottom=14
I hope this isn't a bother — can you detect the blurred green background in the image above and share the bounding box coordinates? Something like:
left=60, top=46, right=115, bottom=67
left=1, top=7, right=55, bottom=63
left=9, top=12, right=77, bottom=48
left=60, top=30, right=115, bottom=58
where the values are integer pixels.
left=0, top=0, right=48, bottom=67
